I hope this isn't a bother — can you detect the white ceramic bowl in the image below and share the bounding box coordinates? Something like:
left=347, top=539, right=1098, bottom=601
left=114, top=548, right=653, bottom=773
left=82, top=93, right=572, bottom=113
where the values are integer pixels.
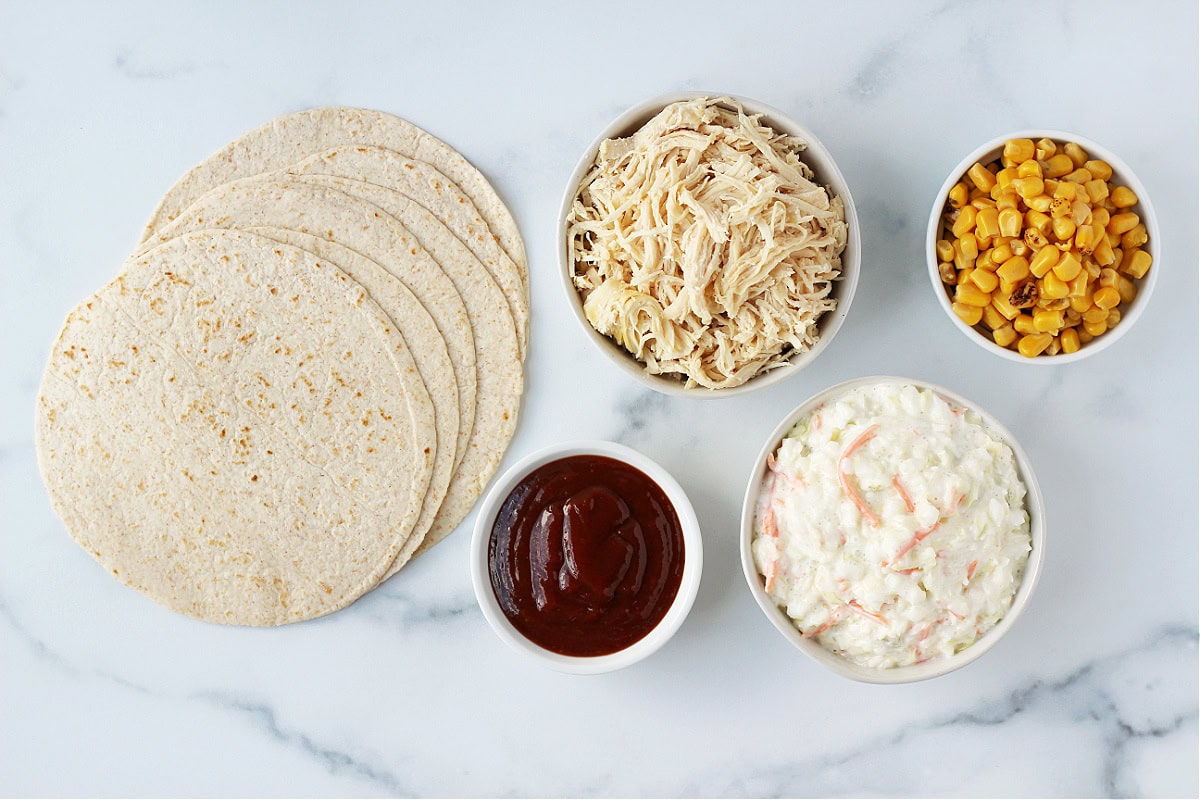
left=927, top=130, right=1160, bottom=363
left=470, top=440, right=703, bottom=674
left=558, top=91, right=861, bottom=396
left=739, top=375, right=1046, bottom=684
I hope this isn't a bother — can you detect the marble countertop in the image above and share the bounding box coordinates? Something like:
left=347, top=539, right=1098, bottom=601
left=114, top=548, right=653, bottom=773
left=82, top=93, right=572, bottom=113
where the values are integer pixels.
left=2, top=2, right=1196, bottom=796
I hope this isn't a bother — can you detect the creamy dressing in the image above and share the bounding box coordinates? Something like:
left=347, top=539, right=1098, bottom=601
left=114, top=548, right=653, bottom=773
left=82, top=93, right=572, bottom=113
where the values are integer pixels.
left=752, top=383, right=1031, bottom=668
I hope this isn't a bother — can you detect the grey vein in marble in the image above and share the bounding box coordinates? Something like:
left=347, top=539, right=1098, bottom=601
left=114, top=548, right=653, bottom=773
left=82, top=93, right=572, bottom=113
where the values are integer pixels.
left=611, top=388, right=669, bottom=446
left=357, top=586, right=479, bottom=631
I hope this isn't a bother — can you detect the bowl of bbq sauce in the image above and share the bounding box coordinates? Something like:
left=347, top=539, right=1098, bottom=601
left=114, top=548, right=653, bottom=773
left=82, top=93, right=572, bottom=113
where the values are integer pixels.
left=470, top=440, right=703, bottom=673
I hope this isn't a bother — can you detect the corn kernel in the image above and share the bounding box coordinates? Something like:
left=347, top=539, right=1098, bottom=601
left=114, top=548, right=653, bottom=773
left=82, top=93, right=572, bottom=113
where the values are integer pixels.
left=1003, top=139, right=1036, bottom=166
left=1107, top=212, right=1139, bottom=235
left=1014, top=313, right=1038, bottom=335
left=938, top=261, right=957, bottom=284
left=1013, top=176, right=1044, bottom=198
left=1111, top=185, right=1138, bottom=208
left=1044, top=154, right=1073, bottom=178
left=1085, top=160, right=1114, bottom=181
left=1116, top=275, right=1138, bottom=304
left=1074, top=224, right=1097, bottom=255
left=1052, top=252, right=1083, bottom=282
left=1045, top=337, right=1061, bottom=356
left=1071, top=199, right=1092, bottom=225
left=1082, top=319, right=1108, bottom=337
left=971, top=197, right=997, bottom=210
left=1070, top=292, right=1093, bottom=313
left=1052, top=216, right=1076, bottom=242
left=1040, top=297, right=1070, bottom=312
left=1120, top=223, right=1148, bottom=249
left=936, top=239, right=955, bottom=262
left=1048, top=196, right=1072, bottom=219
left=992, top=241, right=1015, bottom=264
left=968, top=162, right=997, bottom=192
left=992, top=297, right=1020, bottom=322
left=1098, top=267, right=1119, bottom=288
left=1035, top=138, right=1057, bottom=159
left=976, top=249, right=997, bottom=272
left=1026, top=194, right=1053, bottom=212
left=1030, top=247, right=1062, bottom=278
left=1016, top=160, right=1043, bottom=179
left=1068, top=270, right=1090, bottom=298
left=1041, top=271, right=1070, bottom=300
left=1011, top=237, right=1030, bottom=256
left=997, top=256, right=1030, bottom=287
left=957, top=266, right=972, bottom=284
left=1060, top=327, right=1081, bottom=354
left=957, top=235, right=979, bottom=261
left=996, top=190, right=1020, bottom=210
left=981, top=303, right=1006, bottom=330
left=1065, top=167, right=1093, bottom=183
left=995, top=167, right=1017, bottom=188
left=1091, top=207, right=1110, bottom=229
left=1078, top=328, right=1094, bottom=344
left=1106, top=308, right=1122, bottom=328
left=992, top=324, right=1018, bottom=348
left=955, top=282, right=992, bottom=307
left=951, top=206, right=978, bottom=238
left=1033, top=308, right=1064, bottom=332
left=969, top=268, right=999, bottom=293
left=975, top=206, right=1001, bottom=240
left=996, top=207, right=1021, bottom=237
left=955, top=247, right=974, bottom=271
left=952, top=302, right=983, bottom=326
left=1053, top=181, right=1078, bottom=201
left=1082, top=258, right=1101, bottom=279
left=948, top=182, right=969, bottom=209
left=1093, top=286, right=1120, bottom=310
left=1063, top=142, right=1088, bottom=168
left=1082, top=305, right=1108, bottom=323
left=1025, top=209, right=1052, bottom=233
left=1017, top=333, right=1054, bottom=358
left=1085, top=179, right=1110, bottom=205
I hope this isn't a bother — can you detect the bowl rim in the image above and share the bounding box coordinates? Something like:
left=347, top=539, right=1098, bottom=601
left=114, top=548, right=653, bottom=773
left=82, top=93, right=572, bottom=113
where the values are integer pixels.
left=926, top=128, right=1160, bottom=364
left=469, top=439, right=704, bottom=674
left=738, top=374, right=1046, bottom=684
left=557, top=90, right=862, bottom=397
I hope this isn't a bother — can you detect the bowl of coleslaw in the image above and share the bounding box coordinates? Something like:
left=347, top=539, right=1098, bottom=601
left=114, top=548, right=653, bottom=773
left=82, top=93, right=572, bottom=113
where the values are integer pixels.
left=739, top=376, right=1045, bottom=683
left=559, top=91, right=860, bottom=396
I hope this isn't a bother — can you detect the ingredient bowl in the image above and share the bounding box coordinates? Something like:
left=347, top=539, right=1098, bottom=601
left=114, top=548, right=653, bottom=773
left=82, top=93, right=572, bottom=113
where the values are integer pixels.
left=471, top=440, right=703, bottom=674
left=559, top=91, right=861, bottom=396
left=927, top=130, right=1159, bottom=363
left=739, top=375, right=1045, bottom=684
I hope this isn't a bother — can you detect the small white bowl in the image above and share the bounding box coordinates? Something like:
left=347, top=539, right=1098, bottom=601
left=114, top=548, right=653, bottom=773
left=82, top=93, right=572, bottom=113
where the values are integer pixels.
left=927, top=130, right=1160, bottom=363
left=739, top=375, right=1046, bottom=684
left=470, top=440, right=703, bottom=674
left=558, top=91, right=861, bottom=396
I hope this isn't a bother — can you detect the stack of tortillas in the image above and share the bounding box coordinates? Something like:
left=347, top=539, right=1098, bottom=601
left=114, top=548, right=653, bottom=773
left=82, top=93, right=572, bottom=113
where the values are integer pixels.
left=35, top=107, right=527, bottom=625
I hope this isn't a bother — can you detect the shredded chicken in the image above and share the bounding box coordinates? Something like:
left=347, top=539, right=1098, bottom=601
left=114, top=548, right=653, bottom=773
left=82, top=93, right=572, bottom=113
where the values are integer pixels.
left=567, top=97, right=847, bottom=389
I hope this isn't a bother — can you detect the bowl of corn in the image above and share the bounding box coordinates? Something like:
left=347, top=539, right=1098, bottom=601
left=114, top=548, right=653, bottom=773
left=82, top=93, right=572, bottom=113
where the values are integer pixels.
left=927, top=131, right=1159, bottom=361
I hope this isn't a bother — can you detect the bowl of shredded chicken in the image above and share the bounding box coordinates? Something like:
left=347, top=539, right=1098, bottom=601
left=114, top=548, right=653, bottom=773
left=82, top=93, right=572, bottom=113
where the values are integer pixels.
left=740, top=377, right=1045, bottom=683
left=561, top=94, right=860, bottom=394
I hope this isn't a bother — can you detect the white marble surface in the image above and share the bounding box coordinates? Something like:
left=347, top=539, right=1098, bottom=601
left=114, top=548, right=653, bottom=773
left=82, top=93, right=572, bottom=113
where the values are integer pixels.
left=2, top=1, right=1197, bottom=796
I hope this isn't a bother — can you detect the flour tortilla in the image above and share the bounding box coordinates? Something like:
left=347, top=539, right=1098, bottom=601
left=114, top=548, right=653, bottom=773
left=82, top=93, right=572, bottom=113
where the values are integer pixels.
left=293, top=174, right=522, bottom=564
left=288, top=146, right=528, bottom=357
left=141, top=177, right=477, bottom=480
left=35, top=230, right=434, bottom=625
left=141, top=106, right=527, bottom=279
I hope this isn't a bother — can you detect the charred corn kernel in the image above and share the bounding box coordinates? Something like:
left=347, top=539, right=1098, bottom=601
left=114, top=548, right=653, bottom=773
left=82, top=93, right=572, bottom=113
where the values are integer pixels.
left=1120, top=223, right=1148, bottom=249
left=1053, top=181, right=1078, bottom=201
left=969, top=268, right=999, bottom=293
left=1026, top=194, right=1053, bottom=212
left=996, top=190, right=1021, bottom=210
left=955, top=282, right=992, bottom=307
left=1045, top=337, right=1062, bottom=356
left=1041, top=271, right=1070, bottom=300
left=1085, top=179, right=1110, bottom=205
left=1014, top=313, right=1039, bottom=335
left=1035, top=138, right=1057, bottom=159
left=1063, top=142, right=1088, bottom=168
left=952, top=301, right=983, bottom=326
left=1074, top=224, right=1097, bottom=255
left=1052, top=215, right=1076, bottom=241
left=1122, top=248, right=1152, bottom=279
left=1033, top=308, right=1065, bottom=332
left=1085, top=159, right=1113, bottom=181
left=981, top=303, right=1006, bottom=330
left=1093, top=285, right=1121, bottom=310
left=975, top=206, right=1001, bottom=239
left=1049, top=196, right=1072, bottom=219
left=1082, top=319, right=1108, bottom=337
left=1052, top=251, right=1083, bottom=281
left=1111, top=185, right=1138, bottom=208
left=1116, top=275, right=1137, bottom=304
left=938, top=261, right=957, bottom=284
left=968, top=162, right=997, bottom=192
left=1068, top=270, right=1091, bottom=298
left=1107, top=212, right=1139, bottom=235
left=1025, top=209, right=1052, bottom=234
left=1003, top=138, right=1036, bottom=166
left=1098, top=267, right=1119, bottom=288
left=1012, top=176, right=1044, bottom=198
left=1029, top=246, right=1061, bottom=278
left=992, top=241, right=1015, bottom=264
left=997, top=254, right=1031, bottom=284
left=1017, top=159, right=1043, bottom=179
left=1040, top=297, right=1070, bottom=311
left=936, top=239, right=955, bottom=262
left=1045, top=153, right=1074, bottom=178
left=1065, top=167, right=1093, bottom=183
left=1071, top=199, right=1092, bottom=225
left=1060, top=327, right=1081, bottom=354
left=1011, top=238, right=1030, bottom=256
left=951, top=206, right=978, bottom=238
left=957, top=235, right=979, bottom=261
left=998, top=207, right=1022, bottom=237
left=1078, top=328, right=1094, bottom=344
left=1018, top=333, right=1054, bottom=358
left=992, top=324, right=1018, bottom=348
left=992, top=295, right=1020, bottom=320
left=1022, top=228, right=1048, bottom=253
left=948, top=182, right=970, bottom=209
